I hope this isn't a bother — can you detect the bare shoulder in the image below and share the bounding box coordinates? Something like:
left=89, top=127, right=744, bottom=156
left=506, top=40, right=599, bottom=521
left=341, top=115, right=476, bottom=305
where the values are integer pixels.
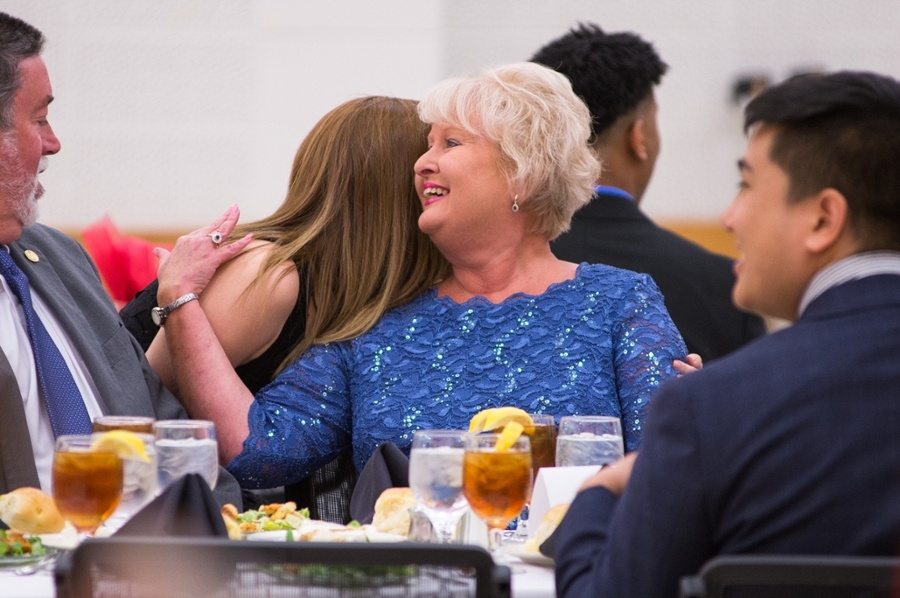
left=206, top=240, right=300, bottom=306
left=195, top=239, right=301, bottom=365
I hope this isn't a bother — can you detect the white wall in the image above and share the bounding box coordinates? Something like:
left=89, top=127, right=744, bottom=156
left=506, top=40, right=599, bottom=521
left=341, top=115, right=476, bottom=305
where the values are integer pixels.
left=7, top=0, right=900, bottom=231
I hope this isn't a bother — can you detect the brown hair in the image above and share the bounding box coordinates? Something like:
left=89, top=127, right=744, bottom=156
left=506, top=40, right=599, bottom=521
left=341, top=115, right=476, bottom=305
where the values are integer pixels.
left=232, top=96, right=450, bottom=373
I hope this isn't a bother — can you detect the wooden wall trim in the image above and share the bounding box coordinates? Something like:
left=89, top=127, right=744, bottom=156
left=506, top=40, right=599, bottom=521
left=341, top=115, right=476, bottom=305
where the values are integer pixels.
left=62, top=220, right=739, bottom=260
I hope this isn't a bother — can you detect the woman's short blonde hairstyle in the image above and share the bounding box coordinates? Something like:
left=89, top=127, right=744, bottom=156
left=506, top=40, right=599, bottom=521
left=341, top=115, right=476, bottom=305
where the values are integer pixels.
left=418, top=62, right=601, bottom=240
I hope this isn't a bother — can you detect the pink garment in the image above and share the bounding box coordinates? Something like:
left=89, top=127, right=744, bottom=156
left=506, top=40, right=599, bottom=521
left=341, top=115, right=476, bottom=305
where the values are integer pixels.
left=81, top=215, right=171, bottom=308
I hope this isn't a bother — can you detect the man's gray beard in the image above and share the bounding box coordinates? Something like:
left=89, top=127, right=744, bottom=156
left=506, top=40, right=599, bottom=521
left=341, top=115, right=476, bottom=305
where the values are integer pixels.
left=0, top=134, right=41, bottom=228
left=14, top=182, right=40, bottom=228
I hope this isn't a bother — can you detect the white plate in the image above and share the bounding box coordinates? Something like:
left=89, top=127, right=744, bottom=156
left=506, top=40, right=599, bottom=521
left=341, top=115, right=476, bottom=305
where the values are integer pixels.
left=0, top=547, right=57, bottom=569
left=243, top=525, right=407, bottom=543
left=245, top=530, right=292, bottom=542
left=505, top=544, right=554, bottom=567
left=38, top=531, right=79, bottom=551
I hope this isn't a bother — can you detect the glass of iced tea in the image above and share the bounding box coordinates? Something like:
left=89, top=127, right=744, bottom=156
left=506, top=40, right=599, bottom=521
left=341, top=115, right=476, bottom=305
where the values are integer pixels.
left=52, top=435, right=124, bottom=536
left=463, top=433, right=532, bottom=558
left=524, top=414, right=557, bottom=478
left=92, top=416, right=155, bottom=434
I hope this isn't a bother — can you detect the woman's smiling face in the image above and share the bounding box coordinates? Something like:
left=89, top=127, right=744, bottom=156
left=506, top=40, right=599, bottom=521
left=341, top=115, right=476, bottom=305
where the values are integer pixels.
left=414, top=123, right=513, bottom=247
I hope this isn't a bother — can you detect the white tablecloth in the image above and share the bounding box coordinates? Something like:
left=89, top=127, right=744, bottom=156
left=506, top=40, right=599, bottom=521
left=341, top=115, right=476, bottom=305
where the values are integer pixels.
left=1, top=559, right=555, bottom=597
left=0, top=569, right=55, bottom=597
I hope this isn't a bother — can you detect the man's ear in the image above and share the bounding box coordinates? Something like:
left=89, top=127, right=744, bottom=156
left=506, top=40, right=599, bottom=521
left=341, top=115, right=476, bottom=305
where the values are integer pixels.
left=627, top=119, right=649, bottom=162
left=804, top=188, right=850, bottom=254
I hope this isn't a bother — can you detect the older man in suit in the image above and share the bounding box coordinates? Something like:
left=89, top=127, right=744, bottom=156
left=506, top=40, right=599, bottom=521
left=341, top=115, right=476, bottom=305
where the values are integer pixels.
left=0, top=12, right=242, bottom=505
left=533, top=24, right=766, bottom=361
left=554, top=71, right=900, bottom=598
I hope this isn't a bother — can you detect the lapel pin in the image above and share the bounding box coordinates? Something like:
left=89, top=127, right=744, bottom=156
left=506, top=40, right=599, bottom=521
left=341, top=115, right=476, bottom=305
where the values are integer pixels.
left=24, top=249, right=39, bottom=263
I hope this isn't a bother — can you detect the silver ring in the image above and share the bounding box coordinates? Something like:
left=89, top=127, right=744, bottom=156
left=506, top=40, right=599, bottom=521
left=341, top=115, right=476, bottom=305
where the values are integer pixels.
left=208, top=231, right=223, bottom=246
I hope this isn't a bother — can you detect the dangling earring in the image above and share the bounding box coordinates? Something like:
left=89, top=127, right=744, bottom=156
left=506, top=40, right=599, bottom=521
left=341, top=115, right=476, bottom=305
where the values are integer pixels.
left=512, top=194, right=519, bottom=212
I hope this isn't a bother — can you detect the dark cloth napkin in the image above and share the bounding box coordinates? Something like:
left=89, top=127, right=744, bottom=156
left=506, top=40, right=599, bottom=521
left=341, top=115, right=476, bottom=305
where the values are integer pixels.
left=349, top=442, right=409, bottom=524
left=115, top=473, right=228, bottom=538
left=539, top=527, right=558, bottom=559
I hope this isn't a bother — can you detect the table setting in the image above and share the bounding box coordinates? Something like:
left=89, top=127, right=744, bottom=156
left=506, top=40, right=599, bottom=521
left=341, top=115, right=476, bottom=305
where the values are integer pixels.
left=1, top=408, right=628, bottom=597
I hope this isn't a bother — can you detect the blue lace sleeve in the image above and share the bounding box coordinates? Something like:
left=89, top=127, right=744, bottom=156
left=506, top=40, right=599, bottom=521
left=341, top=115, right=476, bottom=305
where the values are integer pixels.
left=613, top=274, right=688, bottom=451
left=226, top=343, right=353, bottom=489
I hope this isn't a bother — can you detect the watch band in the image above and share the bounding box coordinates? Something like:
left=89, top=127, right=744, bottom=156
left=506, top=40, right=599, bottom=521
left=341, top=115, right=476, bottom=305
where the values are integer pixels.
left=150, top=292, right=199, bottom=327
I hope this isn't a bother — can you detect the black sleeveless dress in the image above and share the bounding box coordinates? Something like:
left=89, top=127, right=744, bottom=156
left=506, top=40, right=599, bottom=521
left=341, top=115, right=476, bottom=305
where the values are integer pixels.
left=119, top=276, right=355, bottom=523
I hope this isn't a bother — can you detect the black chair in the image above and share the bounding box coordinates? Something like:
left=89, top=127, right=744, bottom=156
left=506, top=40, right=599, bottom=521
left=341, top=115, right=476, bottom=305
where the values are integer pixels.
left=680, top=554, right=900, bottom=598
left=57, top=537, right=510, bottom=598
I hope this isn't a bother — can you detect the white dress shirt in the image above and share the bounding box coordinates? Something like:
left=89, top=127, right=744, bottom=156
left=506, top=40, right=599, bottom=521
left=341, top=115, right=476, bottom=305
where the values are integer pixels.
left=799, top=251, right=900, bottom=316
left=0, top=246, right=105, bottom=491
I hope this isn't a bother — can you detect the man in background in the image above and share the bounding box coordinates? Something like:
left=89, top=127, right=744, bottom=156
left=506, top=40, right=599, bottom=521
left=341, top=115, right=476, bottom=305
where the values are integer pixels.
left=0, top=11, right=241, bottom=505
left=554, top=70, right=900, bottom=598
left=532, top=24, right=766, bottom=361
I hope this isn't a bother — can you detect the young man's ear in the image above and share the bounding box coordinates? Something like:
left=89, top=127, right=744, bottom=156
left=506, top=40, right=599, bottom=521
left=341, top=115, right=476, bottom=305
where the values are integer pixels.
left=804, top=188, right=850, bottom=254
left=627, top=119, right=649, bottom=162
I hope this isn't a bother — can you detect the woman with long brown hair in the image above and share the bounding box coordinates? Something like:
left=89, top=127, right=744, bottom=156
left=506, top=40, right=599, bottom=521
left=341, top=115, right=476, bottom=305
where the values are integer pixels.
left=123, top=96, right=448, bottom=521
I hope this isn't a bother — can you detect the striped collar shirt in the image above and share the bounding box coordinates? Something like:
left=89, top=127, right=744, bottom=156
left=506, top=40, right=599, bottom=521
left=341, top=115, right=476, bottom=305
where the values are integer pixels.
left=799, top=251, right=900, bottom=316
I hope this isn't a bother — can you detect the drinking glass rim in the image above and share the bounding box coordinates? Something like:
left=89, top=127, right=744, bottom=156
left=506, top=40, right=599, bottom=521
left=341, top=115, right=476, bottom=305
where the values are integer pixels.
left=152, top=419, right=215, bottom=430
left=93, top=415, right=155, bottom=424
left=528, top=413, right=556, bottom=424
left=54, top=434, right=100, bottom=450
left=559, top=415, right=620, bottom=423
left=412, top=429, right=468, bottom=438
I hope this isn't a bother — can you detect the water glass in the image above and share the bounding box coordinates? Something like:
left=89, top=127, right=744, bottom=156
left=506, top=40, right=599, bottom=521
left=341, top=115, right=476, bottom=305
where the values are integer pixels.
left=95, top=432, right=157, bottom=532
left=556, top=416, right=624, bottom=467
left=153, top=420, right=219, bottom=490
left=409, top=430, right=469, bottom=543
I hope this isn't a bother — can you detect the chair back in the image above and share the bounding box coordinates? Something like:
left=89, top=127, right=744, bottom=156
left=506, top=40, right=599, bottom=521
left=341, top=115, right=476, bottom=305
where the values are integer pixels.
left=57, top=537, right=510, bottom=598
left=679, top=554, right=900, bottom=598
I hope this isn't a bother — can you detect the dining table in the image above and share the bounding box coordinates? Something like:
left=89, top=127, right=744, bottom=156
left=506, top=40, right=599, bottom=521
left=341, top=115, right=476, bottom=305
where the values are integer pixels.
left=0, top=549, right=557, bottom=597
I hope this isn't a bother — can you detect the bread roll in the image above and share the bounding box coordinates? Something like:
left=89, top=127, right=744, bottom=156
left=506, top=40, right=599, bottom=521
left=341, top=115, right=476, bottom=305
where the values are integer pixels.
left=372, top=487, right=416, bottom=536
left=0, top=487, right=65, bottom=534
left=524, top=503, right=569, bottom=553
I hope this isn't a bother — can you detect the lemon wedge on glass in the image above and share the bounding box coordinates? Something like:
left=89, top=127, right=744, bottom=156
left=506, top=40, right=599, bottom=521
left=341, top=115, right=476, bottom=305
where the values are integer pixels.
left=494, top=421, right=525, bottom=451
left=469, top=407, right=534, bottom=451
left=468, top=407, right=533, bottom=434
left=91, top=430, right=151, bottom=463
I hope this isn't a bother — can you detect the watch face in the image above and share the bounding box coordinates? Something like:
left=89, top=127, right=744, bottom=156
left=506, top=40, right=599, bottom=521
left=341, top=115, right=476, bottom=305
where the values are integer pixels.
left=151, top=307, right=165, bottom=327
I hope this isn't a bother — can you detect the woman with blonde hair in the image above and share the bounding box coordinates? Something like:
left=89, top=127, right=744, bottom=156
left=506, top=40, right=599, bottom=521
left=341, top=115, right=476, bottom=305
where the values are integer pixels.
left=155, top=63, right=687, bottom=489
left=122, top=96, right=448, bottom=520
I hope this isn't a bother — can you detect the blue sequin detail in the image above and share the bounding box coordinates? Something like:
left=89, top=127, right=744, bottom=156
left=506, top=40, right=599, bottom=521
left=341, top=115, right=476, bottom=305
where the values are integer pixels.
left=227, top=263, right=687, bottom=488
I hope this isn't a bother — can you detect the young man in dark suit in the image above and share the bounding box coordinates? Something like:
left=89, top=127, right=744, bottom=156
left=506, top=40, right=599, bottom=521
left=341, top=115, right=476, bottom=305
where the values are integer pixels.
left=0, top=12, right=243, bottom=505
left=554, top=71, right=900, bottom=598
left=533, top=24, right=766, bottom=361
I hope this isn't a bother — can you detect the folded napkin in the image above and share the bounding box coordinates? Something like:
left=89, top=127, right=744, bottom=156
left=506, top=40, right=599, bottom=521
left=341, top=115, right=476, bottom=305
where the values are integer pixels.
left=115, top=473, right=228, bottom=538
left=349, top=442, right=409, bottom=524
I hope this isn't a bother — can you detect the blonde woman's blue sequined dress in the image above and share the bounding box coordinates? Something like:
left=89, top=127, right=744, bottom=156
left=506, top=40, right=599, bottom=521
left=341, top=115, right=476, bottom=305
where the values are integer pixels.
left=228, top=263, right=687, bottom=488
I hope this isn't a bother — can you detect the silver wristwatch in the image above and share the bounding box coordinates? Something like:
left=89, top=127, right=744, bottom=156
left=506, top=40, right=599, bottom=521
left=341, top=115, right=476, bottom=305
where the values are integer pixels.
left=150, top=293, right=199, bottom=327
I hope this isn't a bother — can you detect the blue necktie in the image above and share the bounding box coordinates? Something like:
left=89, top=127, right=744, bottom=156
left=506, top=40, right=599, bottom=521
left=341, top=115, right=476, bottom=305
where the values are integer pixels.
left=0, top=249, right=92, bottom=437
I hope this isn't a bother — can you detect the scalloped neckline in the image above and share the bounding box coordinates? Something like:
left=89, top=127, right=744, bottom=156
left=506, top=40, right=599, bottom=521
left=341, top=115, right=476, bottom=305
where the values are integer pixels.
left=431, top=262, right=588, bottom=307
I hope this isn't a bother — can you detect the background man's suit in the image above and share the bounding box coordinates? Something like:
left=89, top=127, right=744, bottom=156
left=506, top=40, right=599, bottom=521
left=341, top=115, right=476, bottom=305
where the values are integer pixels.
left=552, top=192, right=766, bottom=360
left=0, top=224, right=241, bottom=504
left=555, top=274, right=900, bottom=598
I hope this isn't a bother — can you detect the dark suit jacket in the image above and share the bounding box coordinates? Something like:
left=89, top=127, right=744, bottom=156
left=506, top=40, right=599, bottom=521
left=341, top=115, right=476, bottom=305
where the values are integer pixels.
left=554, top=275, right=900, bottom=598
left=0, top=224, right=241, bottom=506
left=551, top=193, right=766, bottom=360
